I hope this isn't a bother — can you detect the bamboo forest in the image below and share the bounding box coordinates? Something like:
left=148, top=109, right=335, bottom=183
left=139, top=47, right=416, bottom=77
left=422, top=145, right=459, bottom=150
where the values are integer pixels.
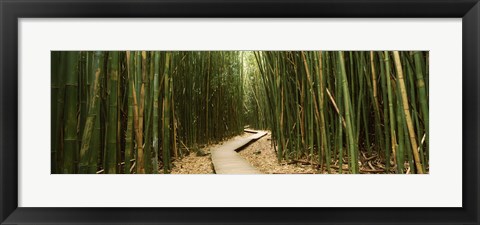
left=51, top=51, right=429, bottom=174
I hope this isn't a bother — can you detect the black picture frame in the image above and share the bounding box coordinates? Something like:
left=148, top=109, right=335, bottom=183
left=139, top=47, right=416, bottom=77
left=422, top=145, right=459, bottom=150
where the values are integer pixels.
left=1, top=0, right=479, bottom=224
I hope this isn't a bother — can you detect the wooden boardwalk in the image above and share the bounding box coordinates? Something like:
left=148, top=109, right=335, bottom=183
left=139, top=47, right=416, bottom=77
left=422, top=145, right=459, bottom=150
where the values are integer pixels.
left=211, top=130, right=267, bottom=174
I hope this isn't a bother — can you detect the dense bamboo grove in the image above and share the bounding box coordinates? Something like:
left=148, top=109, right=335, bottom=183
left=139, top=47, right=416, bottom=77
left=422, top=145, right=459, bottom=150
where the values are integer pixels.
left=51, top=51, right=245, bottom=174
left=252, top=51, right=429, bottom=174
left=52, top=50, right=428, bottom=174
left=243, top=54, right=270, bottom=130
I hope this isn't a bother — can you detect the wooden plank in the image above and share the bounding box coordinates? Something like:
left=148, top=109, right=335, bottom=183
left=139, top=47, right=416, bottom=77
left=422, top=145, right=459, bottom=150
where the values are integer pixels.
left=211, top=130, right=267, bottom=174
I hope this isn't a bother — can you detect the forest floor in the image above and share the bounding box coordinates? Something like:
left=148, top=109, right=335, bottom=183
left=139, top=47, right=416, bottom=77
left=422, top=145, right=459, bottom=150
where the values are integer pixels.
left=170, top=130, right=410, bottom=174
left=170, top=133, right=250, bottom=174
left=237, top=133, right=322, bottom=174
left=171, top=131, right=326, bottom=174
left=237, top=135, right=412, bottom=174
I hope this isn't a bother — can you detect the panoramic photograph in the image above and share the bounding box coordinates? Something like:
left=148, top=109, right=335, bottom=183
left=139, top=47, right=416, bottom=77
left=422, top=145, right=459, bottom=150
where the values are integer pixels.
left=51, top=51, right=429, bottom=174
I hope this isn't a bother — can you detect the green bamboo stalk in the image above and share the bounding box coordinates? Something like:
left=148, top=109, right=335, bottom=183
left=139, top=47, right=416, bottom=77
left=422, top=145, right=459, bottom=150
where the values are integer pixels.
left=79, top=51, right=104, bottom=174
left=384, top=51, right=397, bottom=172
left=337, top=51, right=358, bottom=174
left=378, top=52, right=391, bottom=169
left=124, top=51, right=134, bottom=174
left=392, top=51, right=424, bottom=174
left=132, top=51, right=145, bottom=174
left=51, top=52, right=61, bottom=173
left=63, top=51, right=80, bottom=173
left=144, top=52, right=153, bottom=174
left=78, top=52, right=88, bottom=157
left=105, top=51, right=119, bottom=174
left=413, top=51, right=429, bottom=159
left=396, top=85, right=405, bottom=173
left=162, top=52, right=171, bottom=173
left=368, top=51, right=383, bottom=155
left=152, top=51, right=161, bottom=173
left=54, top=52, right=68, bottom=173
